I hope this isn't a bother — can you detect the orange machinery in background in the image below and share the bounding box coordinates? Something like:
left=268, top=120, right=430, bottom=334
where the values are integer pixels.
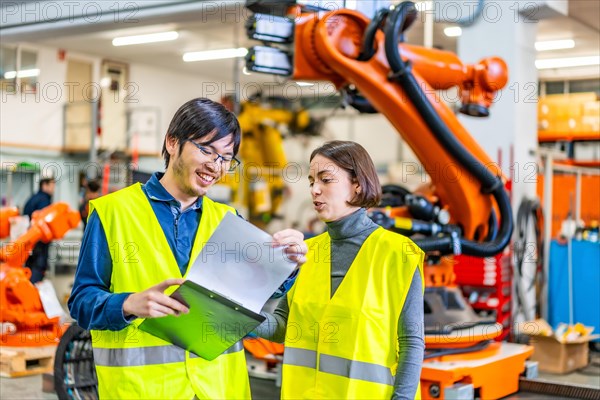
left=0, top=203, right=80, bottom=346
left=244, top=1, right=532, bottom=398
left=538, top=92, right=599, bottom=155
left=537, top=173, right=600, bottom=238
left=537, top=92, right=600, bottom=237
left=244, top=337, right=285, bottom=374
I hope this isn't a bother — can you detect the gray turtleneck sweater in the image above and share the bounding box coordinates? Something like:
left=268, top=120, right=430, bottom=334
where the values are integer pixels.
left=257, top=208, right=424, bottom=399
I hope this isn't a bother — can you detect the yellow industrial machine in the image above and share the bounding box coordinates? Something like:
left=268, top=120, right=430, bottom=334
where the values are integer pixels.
left=220, top=96, right=321, bottom=227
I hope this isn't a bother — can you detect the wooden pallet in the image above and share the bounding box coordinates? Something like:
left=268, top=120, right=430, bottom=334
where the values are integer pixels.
left=0, top=345, right=57, bottom=378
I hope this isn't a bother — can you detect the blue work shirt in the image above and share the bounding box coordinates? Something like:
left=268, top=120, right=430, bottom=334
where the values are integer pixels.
left=23, top=191, right=52, bottom=218
left=68, top=172, right=297, bottom=331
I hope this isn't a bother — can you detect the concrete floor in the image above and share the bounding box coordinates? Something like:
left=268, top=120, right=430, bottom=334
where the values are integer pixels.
left=1, top=272, right=598, bottom=399
left=1, top=355, right=598, bottom=400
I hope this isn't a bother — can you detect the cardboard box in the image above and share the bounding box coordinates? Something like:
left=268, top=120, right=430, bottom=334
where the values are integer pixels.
left=522, top=319, right=600, bottom=374
left=529, top=335, right=590, bottom=374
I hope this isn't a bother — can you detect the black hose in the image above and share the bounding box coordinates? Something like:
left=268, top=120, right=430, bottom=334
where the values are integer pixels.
left=424, top=340, right=490, bottom=359
left=450, top=0, right=485, bottom=27
left=358, top=8, right=389, bottom=61
left=414, top=236, right=456, bottom=253
left=345, top=87, right=379, bottom=113
left=486, top=209, right=498, bottom=241
left=383, top=2, right=513, bottom=257
left=380, top=184, right=412, bottom=207
left=382, top=2, right=417, bottom=72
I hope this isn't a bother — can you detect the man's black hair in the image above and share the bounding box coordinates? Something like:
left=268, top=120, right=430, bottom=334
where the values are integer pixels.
left=39, top=178, right=55, bottom=191
left=161, top=98, right=241, bottom=168
left=87, top=180, right=101, bottom=193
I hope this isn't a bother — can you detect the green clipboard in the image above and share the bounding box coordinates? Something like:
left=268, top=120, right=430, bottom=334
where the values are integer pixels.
left=138, top=280, right=266, bottom=361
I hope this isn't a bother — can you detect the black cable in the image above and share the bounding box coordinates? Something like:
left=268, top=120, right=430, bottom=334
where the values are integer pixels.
left=357, top=8, right=390, bottom=61
left=449, top=0, right=486, bottom=27
left=424, top=340, right=491, bottom=359
left=380, top=184, right=412, bottom=207
left=382, top=1, right=513, bottom=257
left=485, top=209, right=498, bottom=241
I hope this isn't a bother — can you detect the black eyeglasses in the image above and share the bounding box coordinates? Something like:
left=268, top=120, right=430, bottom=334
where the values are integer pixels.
left=188, top=141, right=240, bottom=172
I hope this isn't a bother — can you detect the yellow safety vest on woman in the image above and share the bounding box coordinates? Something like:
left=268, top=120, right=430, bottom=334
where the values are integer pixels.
left=282, top=227, right=424, bottom=399
left=89, top=184, right=250, bottom=399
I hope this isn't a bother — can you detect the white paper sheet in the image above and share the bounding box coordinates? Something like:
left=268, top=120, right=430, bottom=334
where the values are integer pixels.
left=36, top=279, right=67, bottom=320
left=186, top=212, right=298, bottom=313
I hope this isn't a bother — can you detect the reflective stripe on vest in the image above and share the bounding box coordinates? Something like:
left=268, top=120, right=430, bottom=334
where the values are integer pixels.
left=320, top=354, right=394, bottom=386
left=283, top=347, right=317, bottom=369
left=284, top=347, right=393, bottom=386
left=93, top=342, right=244, bottom=367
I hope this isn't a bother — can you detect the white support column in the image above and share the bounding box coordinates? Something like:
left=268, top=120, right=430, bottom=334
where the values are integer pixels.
left=456, top=1, right=540, bottom=209
left=454, top=1, right=567, bottom=325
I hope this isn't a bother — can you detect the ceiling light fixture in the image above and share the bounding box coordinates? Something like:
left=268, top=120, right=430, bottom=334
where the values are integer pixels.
left=535, top=39, right=575, bottom=52
left=100, top=77, right=112, bottom=88
left=3, top=68, right=40, bottom=79
left=183, top=48, right=248, bottom=62
left=444, top=26, right=462, bottom=37
left=112, top=31, right=179, bottom=46
left=535, top=56, right=599, bottom=69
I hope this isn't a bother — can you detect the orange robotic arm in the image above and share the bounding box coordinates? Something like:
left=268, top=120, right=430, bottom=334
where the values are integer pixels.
left=0, top=203, right=81, bottom=267
left=0, top=207, right=19, bottom=239
left=0, top=203, right=80, bottom=345
left=245, top=1, right=512, bottom=256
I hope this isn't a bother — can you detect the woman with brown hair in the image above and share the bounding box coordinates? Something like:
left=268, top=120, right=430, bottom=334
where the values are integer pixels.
left=258, top=140, right=425, bottom=399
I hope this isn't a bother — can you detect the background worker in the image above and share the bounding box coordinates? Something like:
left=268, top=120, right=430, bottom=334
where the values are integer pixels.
left=23, top=176, right=56, bottom=283
left=68, top=98, right=307, bottom=399
left=79, top=179, right=101, bottom=230
left=257, top=140, right=425, bottom=399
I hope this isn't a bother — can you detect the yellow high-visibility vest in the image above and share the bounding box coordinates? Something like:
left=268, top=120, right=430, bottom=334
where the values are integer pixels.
left=89, top=183, right=250, bottom=399
left=282, top=227, right=424, bottom=399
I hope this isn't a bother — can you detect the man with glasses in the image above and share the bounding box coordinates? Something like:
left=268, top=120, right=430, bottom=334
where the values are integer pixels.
left=69, top=98, right=307, bottom=399
left=187, top=140, right=241, bottom=171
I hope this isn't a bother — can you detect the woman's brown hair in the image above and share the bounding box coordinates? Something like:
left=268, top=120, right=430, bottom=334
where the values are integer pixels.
left=310, top=140, right=382, bottom=208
